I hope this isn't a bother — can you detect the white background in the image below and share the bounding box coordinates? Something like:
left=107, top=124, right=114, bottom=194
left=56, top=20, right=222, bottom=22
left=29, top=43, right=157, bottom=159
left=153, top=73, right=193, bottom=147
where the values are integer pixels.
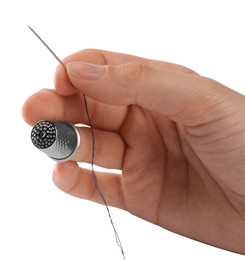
left=0, top=0, right=244, bottom=259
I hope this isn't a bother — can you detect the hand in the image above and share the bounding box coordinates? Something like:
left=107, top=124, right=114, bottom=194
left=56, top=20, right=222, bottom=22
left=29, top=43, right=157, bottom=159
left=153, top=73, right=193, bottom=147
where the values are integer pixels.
left=22, top=49, right=245, bottom=254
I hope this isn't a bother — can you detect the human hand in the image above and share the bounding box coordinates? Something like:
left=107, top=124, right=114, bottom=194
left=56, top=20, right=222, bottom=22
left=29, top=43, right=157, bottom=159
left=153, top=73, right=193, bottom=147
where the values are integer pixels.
left=22, top=49, right=245, bottom=254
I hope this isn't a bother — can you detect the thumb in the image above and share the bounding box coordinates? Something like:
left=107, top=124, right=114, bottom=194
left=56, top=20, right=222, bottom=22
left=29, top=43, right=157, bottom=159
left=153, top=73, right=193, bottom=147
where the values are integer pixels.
left=66, top=61, right=241, bottom=126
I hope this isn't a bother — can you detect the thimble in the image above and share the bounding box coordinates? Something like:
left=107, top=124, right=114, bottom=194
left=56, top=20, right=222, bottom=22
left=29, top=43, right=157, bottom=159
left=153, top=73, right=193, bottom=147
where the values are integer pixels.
left=31, top=120, right=80, bottom=162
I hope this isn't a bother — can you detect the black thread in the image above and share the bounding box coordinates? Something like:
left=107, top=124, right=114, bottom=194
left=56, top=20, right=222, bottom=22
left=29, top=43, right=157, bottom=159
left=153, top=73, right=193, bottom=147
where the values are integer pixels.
left=83, top=95, right=126, bottom=260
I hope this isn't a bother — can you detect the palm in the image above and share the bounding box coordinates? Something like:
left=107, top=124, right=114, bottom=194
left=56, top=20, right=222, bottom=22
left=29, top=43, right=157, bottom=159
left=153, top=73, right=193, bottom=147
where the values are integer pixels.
left=117, top=104, right=245, bottom=251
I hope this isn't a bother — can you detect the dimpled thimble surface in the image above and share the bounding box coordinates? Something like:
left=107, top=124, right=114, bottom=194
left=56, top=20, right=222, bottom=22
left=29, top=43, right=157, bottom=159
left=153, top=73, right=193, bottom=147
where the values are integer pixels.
left=31, top=120, right=80, bottom=162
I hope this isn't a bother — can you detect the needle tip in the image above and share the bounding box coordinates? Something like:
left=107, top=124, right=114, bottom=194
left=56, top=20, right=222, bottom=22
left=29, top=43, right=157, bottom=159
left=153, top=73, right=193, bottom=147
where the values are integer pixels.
left=27, top=26, right=66, bottom=68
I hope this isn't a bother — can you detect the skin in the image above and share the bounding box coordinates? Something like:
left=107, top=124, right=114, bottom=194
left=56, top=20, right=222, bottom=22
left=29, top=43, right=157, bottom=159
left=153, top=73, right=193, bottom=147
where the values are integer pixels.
left=22, top=49, right=245, bottom=254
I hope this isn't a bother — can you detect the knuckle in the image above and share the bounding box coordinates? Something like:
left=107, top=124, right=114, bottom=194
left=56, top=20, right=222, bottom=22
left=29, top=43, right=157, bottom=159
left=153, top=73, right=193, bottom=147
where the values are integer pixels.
left=118, top=62, right=155, bottom=85
left=123, top=62, right=144, bottom=78
left=113, top=62, right=156, bottom=105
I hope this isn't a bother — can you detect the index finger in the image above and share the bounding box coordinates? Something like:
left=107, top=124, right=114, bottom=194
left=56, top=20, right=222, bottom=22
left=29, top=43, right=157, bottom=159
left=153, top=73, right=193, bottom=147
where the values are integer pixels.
left=55, top=49, right=198, bottom=96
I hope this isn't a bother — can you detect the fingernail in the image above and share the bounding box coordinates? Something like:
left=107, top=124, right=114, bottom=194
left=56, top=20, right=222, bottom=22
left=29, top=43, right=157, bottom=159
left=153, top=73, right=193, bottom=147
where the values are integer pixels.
left=66, top=62, right=106, bottom=80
